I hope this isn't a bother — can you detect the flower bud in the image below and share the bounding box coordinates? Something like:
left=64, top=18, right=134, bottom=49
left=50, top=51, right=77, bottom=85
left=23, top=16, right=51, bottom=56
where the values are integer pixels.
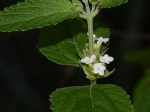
left=72, top=0, right=83, bottom=13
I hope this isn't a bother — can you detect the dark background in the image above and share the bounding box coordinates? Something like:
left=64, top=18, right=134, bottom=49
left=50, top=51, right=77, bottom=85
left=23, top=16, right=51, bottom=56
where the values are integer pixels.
left=0, top=0, right=150, bottom=112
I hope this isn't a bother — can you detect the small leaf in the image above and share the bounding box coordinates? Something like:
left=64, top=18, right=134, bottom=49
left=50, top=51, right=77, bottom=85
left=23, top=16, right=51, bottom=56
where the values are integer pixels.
left=0, top=0, right=77, bottom=32
left=94, top=26, right=110, bottom=38
left=50, top=84, right=133, bottom=112
left=98, top=0, right=128, bottom=8
left=104, top=69, right=115, bottom=77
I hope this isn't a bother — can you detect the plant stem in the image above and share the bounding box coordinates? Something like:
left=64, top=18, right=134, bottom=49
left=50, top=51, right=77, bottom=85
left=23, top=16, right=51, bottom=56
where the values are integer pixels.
left=90, top=79, right=96, bottom=86
left=83, top=0, right=90, bottom=13
left=90, top=82, right=94, bottom=107
left=87, top=16, right=94, bottom=55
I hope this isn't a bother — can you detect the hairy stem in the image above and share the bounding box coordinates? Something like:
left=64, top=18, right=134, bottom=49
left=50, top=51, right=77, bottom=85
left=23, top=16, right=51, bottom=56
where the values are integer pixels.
left=87, top=16, right=94, bottom=55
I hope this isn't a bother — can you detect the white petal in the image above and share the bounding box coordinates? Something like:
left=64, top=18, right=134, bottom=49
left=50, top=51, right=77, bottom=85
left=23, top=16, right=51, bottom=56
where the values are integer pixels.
left=93, top=63, right=106, bottom=76
left=100, top=56, right=109, bottom=64
left=103, top=38, right=109, bottom=43
left=100, top=65, right=106, bottom=70
left=104, top=54, right=109, bottom=58
left=93, top=63, right=106, bottom=70
left=93, top=69, right=99, bottom=74
left=98, top=70, right=105, bottom=76
left=97, top=37, right=109, bottom=43
left=81, top=59, right=86, bottom=63
left=91, top=55, right=96, bottom=60
left=93, top=63, right=100, bottom=68
left=98, top=37, right=103, bottom=42
left=81, top=57, right=90, bottom=64
left=100, top=56, right=104, bottom=62
left=99, top=54, right=114, bottom=64
left=108, top=57, right=114, bottom=62
left=81, top=55, right=97, bottom=64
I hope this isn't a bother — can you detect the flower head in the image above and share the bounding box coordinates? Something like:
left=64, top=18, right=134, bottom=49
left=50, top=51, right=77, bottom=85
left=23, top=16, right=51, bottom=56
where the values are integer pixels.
left=93, top=63, right=106, bottom=76
left=100, top=54, right=114, bottom=64
left=97, top=37, right=109, bottom=44
left=81, top=55, right=96, bottom=64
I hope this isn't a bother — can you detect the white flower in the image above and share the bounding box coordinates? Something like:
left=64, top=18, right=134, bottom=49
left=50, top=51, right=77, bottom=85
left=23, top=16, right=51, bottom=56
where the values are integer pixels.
left=93, top=63, right=106, bottom=76
left=100, top=54, right=114, bottom=64
left=91, top=54, right=96, bottom=60
left=81, top=55, right=96, bottom=64
left=97, top=37, right=109, bottom=44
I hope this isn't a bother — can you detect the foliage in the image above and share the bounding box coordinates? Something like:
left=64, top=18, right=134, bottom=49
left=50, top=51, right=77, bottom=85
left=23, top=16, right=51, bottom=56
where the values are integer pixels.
left=134, top=69, right=150, bottom=112
left=134, top=69, right=150, bottom=100
left=134, top=90, right=150, bottom=112
left=0, top=0, right=133, bottom=112
left=124, top=48, right=150, bottom=112
left=98, top=0, right=128, bottom=8
left=0, top=0, right=77, bottom=32
left=51, top=84, right=133, bottom=112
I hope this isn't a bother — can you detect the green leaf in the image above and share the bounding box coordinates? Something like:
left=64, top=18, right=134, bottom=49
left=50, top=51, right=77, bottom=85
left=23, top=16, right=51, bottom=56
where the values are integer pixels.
left=133, top=69, right=150, bottom=112
left=0, top=0, right=77, bottom=32
left=37, top=19, right=86, bottom=48
left=38, top=19, right=110, bottom=67
left=38, top=19, right=87, bottom=67
left=134, top=90, right=150, bottom=112
left=133, top=69, right=150, bottom=101
left=38, top=18, right=110, bottom=48
left=73, top=33, right=87, bottom=57
left=94, top=26, right=110, bottom=38
left=93, top=18, right=110, bottom=37
left=100, top=48, right=109, bottom=56
left=98, top=0, right=128, bottom=8
left=104, top=69, right=115, bottom=77
left=39, top=33, right=87, bottom=67
left=50, top=84, right=133, bottom=112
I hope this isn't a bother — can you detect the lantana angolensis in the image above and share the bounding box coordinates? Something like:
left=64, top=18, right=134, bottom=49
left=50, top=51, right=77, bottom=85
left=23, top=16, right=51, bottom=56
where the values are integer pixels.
left=81, top=54, right=96, bottom=64
left=93, top=63, right=106, bottom=76
left=80, top=33, right=114, bottom=80
left=97, top=37, right=109, bottom=44
left=100, top=54, right=114, bottom=64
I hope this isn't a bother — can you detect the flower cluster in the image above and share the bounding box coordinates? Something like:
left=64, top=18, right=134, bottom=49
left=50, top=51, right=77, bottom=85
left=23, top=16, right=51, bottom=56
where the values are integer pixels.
left=81, top=34, right=114, bottom=77
left=81, top=55, right=96, bottom=64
